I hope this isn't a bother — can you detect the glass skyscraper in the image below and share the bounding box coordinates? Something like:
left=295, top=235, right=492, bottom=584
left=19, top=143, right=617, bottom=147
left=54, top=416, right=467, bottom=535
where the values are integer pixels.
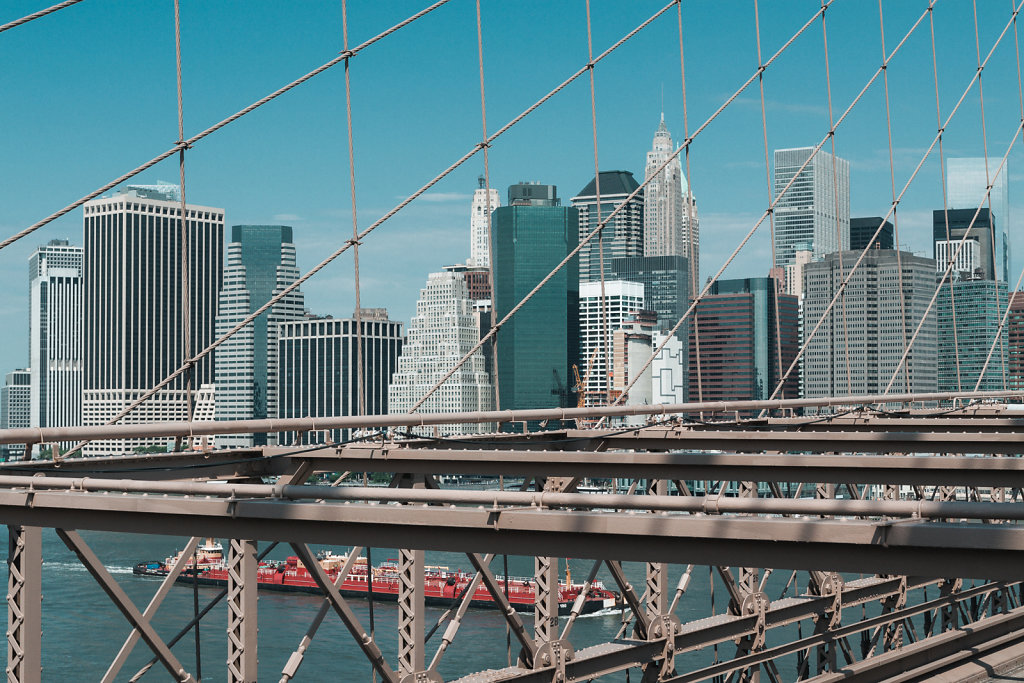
left=946, top=157, right=1010, bottom=283
left=937, top=279, right=1009, bottom=392
left=492, top=186, right=579, bottom=424
left=214, top=225, right=305, bottom=447
left=773, top=147, right=850, bottom=268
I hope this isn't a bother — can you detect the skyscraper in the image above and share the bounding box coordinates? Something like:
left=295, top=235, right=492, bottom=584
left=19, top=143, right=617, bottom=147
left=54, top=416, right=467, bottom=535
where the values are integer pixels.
left=946, top=157, right=1010, bottom=283
left=214, top=225, right=305, bottom=448
left=0, top=370, right=30, bottom=461
left=491, top=185, right=579, bottom=423
left=609, top=255, right=689, bottom=336
left=571, top=171, right=644, bottom=284
left=689, top=277, right=799, bottom=403
left=937, top=279, right=1008, bottom=393
left=643, top=115, right=699, bottom=281
left=1009, top=292, right=1024, bottom=391
left=849, top=217, right=894, bottom=251
left=469, top=177, right=500, bottom=268
left=388, top=267, right=494, bottom=434
left=578, top=280, right=644, bottom=406
left=82, top=185, right=224, bottom=455
left=803, top=250, right=937, bottom=398
left=933, top=208, right=998, bottom=281
left=774, top=147, right=850, bottom=268
left=28, top=239, right=82, bottom=453
left=277, top=310, right=403, bottom=445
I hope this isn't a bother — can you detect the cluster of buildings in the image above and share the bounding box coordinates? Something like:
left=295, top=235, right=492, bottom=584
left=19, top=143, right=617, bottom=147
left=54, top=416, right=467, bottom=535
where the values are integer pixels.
left=1, top=122, right=1022, bottom=457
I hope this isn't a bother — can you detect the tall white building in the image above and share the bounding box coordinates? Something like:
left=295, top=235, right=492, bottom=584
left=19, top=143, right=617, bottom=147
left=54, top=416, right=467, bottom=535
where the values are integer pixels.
left=783, top=243, right=814, bottom=299
left=579, top=280, right=644, bottom=405
left=652, top=331, right=686, bottom=404
left=470, top=177, right=501, bottom=268
left=214, top=225, right=305, bottom=448
left=643, top=115, right=699, bottom=282
left=388, top=267, right=494, bottom=434
left=774, top=147, right=850, bottom=268
left=82, top=184, right=224, bottom=455
left=29, top=239, right=83, bottom=453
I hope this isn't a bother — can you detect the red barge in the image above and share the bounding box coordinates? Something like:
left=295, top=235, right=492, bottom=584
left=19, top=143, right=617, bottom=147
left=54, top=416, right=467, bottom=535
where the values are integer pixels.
left=134, top=539, right=618, bottom=615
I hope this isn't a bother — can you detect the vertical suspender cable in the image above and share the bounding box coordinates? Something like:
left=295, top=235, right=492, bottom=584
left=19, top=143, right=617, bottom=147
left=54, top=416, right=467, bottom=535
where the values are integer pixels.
left=823, top=0, right=854, bottom=396
left=755, top=0, right=786, bottom=402
left=174, top=0, right=193, bottom=425
left=930, top=4, right=964, bottom=393
left=878, top=0, right=913, bottom=396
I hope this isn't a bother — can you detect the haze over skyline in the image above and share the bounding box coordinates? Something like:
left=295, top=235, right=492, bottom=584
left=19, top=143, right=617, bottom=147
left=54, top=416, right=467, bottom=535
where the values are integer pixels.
left=3, top=0, right=1024, bottom=375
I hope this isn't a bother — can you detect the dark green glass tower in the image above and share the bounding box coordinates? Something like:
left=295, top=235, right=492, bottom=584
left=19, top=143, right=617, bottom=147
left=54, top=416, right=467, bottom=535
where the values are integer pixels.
left=491, top=186, right=579, bottom=426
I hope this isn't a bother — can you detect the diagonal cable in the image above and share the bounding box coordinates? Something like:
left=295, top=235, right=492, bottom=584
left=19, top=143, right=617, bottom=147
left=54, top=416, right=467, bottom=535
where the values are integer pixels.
left=0, top=0, right=84, bottom=34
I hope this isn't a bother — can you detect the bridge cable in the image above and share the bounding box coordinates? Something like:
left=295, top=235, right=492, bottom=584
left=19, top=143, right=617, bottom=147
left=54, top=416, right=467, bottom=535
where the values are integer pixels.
left=0, top=0, right=84, bottom=34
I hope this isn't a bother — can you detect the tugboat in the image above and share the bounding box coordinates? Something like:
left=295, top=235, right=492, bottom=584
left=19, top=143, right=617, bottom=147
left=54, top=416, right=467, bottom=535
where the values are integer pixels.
left=135, top=540, right=619, bottom=615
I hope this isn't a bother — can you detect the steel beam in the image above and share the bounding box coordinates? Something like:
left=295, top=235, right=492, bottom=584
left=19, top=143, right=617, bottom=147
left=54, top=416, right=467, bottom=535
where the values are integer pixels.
left=5, top=493, right=1024, bottom=579
left=102, top=536, right=200, bottom=683
left=226, top=539, right=258, bottom=683
left=533, top=556, right=558, bottom=647
left=6, top=526, right=41, bottom=683
left=55, top=530, right=194, bottom=682
left=398, top=548, right=425, bottom=678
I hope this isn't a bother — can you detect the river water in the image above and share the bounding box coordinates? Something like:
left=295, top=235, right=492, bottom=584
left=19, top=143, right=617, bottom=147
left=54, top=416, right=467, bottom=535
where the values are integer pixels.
left=4, top=528, right=839, bottom=681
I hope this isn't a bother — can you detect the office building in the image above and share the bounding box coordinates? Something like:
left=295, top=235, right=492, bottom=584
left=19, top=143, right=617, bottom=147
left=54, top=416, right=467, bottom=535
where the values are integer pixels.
left=214, top=225, right=305, bottom=448
left=1010, top=292, right=1024, bottom=391
left=82, top=184, right=224, bottom=455
left=850, top=217, right=894, bottom=251
left=388, top=268, right=494, bottom=434
left=611, top=312, right=656, bottom=424
left=689, top=278, right=799, bottom=403
left=579, top=281, right=645, bottom=406
left=491, top=186, right=579, bottom=424
left=609, top=255, right=689, bottom=335
left=1, top=370, right=30, bottom=461
left=774, top=147, right=850, bottom=267
left=571, top=171, right=644, bottom=284
left=470, top=177, right=501, bottom=268
left=783, top=243, right=814, bottom=299
left=803, top=250, right=937, bottom=398
left=937, top=279, right=1008, bottom=393
left=933, top=208, right=998, bottom=281
left=644, top=115, right=699, bottom=281
left=443, top=263, right=491, bottom=303
left=935, top=239, right=981, bottom=278
left=946, top=158, right=1009, bottom=283
left=277, top=310, right=403, bottom=445
left=28, top=239, right=83, bottom=452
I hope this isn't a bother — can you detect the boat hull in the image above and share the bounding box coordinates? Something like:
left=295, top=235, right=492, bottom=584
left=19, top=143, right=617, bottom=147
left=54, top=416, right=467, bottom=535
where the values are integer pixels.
left=133, top=565, right=616, bottom=616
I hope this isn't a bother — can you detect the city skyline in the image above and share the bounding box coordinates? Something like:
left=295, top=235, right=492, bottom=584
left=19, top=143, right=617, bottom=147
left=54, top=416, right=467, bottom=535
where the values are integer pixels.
left=4, top=2, right=1024, bottom=376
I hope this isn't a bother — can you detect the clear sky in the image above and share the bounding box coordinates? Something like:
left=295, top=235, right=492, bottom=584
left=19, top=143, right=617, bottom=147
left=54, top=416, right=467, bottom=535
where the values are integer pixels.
left=2, top=0, right=1023, bottom=376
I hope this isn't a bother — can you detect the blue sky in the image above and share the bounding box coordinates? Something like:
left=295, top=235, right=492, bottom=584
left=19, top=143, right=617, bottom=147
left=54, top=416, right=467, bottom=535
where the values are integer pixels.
left=2, top=0, right=1024, bottom=376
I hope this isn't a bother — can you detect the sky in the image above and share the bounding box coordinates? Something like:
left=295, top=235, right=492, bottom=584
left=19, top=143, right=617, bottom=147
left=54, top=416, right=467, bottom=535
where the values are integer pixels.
left=2, top=0, right=1024, bottom=376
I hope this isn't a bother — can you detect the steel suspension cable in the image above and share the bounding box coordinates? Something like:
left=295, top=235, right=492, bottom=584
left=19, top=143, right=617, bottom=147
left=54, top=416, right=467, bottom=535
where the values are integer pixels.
left=878, top=0, right=913, bottom=394
left=61, top=0, right=678, bottom=452
left=972, top=0, right=1009, bottom=389
left=756, top=0, right=786, bottom=401
left=410, top=0, right=834, bottom=414
left=475, top=0, right=499, bottom=416
left=174, top=0, right=194, bottom=425
left=822, top=0, right=854, bottom=396
left=342, top=0, right=366, bottom=419
left=0, top=0, right=452, bottom=254
left=0, top=0, right=84, bottom=34
left=930, top=3, right=964, bottom=392
left=612, top=1, right=927, bottom=414
left=583, top=0, right=611, bottom=409
left=680, top=0, right=703, bottom=407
